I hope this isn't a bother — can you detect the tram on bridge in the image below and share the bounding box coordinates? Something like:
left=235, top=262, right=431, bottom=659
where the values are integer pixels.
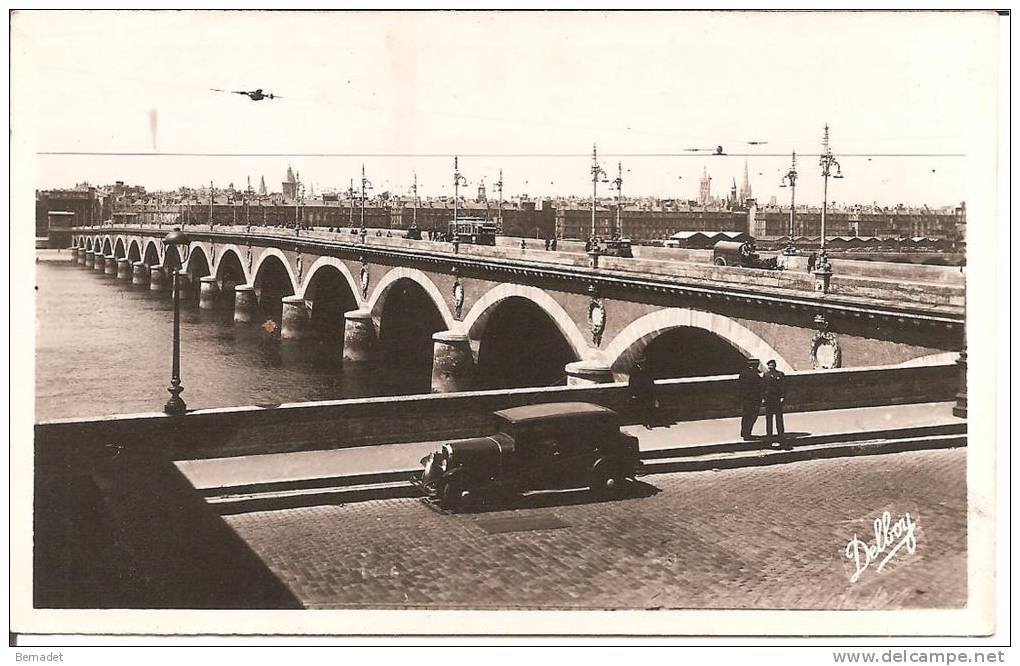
left=448, top=217, right=498, bottom=245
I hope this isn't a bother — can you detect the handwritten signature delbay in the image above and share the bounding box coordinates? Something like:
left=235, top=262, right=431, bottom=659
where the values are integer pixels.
left=844, top=511, right=918, bottom=583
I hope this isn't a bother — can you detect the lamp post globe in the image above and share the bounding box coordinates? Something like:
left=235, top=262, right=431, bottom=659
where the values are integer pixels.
left=162, top=228, right=191, bottom=416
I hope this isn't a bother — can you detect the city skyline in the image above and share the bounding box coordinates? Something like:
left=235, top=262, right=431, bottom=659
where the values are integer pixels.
left=40, top=155, right=967, bottom=210
left=16, top=11, right=991, bottom=206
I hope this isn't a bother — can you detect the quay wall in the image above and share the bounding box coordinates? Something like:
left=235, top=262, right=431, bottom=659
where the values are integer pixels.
left=36, top=362, right=959, bottom=463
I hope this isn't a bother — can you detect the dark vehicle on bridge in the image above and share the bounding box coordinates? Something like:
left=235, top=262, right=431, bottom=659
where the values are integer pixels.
left=414, top=402, right=642, bottom=510
left=448, top=217, right=498, bottom=245
left=404, top=226, right=422, bottom=240
left=712, top=239, right=784, bottom=270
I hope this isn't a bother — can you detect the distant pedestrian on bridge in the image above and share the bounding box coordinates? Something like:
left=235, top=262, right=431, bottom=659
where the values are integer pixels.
left=629, top=357, right=657, bottom=429
left=762, top=359, right=787, bottom=447
left=738, top=358, right=762, bottom=440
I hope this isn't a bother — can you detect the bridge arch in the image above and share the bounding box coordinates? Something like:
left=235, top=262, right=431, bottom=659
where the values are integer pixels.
left=251, top=248, right=299, bottom=297
left=142, top=240, right=161, bottom=266
left=127, top=239, right=142, bottom=263
left=211, top=244, right=250, bottom=285
left=84, top=237, right=93, bottom=251
left=251, top=250, right=296, bottom=324
left=603, top=308, right=794, bottom=376
left=100, top=237, right=113, bottom=256
left=462, top=283, right=589, bottom=361
left=301, top=258, right=362, bottom=341
left=464, top=284, right=588, bottom=389
left=185, top=246, right=211, bottom=279
left=298, top=256, right=362, bottom=306
left=367, top=267, right=456, bottom=331
left=113, top=238, right=126, bottom=259
left=214, top=247, right=247, bottom=290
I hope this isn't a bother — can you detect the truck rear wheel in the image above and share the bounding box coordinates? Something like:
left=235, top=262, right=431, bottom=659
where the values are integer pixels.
left=714, top=257, right=727, bottom=266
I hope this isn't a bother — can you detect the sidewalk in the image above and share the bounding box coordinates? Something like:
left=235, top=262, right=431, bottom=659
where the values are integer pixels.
left=175, top=401, right=960, bottom=493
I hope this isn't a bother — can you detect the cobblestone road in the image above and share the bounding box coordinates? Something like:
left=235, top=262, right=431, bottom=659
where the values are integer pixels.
left=223, top=448, right=966, bottom=610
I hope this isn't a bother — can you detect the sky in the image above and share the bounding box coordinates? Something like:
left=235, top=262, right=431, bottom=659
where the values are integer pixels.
left=12, top=10, right=1001, bottom=206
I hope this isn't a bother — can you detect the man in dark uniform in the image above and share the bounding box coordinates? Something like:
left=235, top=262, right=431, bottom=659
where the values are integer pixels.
left=628, top=357, right=656, bottom=429
left=738, top=358, right=762, bottom=440
left=762, top=359, right=787, bottom=447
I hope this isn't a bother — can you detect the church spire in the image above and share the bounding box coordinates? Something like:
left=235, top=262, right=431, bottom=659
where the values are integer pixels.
left=740, top=159, right=752, bottom=201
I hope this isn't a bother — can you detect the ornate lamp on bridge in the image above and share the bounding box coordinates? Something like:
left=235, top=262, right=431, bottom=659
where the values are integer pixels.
left=162, top=228, right=191, bottom=416
left=589, top=144, right=609, bottom=245
left=360, top=164, right=374, bottom=236
left=779, top=151, right=798, bottom=257
left=814, top=125, right=843, bottom=292
left=818, top=124, right=843, bottom=261
left=452, top=156, right=468, bottom=228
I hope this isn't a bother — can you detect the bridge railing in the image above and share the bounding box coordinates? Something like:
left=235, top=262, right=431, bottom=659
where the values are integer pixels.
left=74, top=225, right=965, bottom=305
left=36, top=361, right=959, bottom=464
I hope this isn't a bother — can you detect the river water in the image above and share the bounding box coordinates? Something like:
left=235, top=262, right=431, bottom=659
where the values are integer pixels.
left=34, top=251, right=429, bottom=421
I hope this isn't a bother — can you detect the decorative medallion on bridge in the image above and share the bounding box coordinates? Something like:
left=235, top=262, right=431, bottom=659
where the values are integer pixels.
left=210, top=242, right=217, bottom=266
left=246, top=244, right=253, bottom=273
left=295, top=247, right=304, bottom=283
left=360, top=259, right=370, bottom=299
left=587, top=284, right=606, bottom=346
left=810, top=313, right=842, bottom=369
left=453, top=279, right=465, bottom=320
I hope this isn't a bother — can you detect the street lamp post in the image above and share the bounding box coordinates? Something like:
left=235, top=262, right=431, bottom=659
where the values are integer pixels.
left=208, top=181, right=214, bottom=231
left=348, top=178, right=355, bottom=227
left=360, top=164, right=373, bottom=234
left=818, top=123, right=843, bottom=261
left=780, top=151, right=798, bottom=255
left=162, top=228, right=191, bottom=416
left=611, top=161, right=624, bottom=239
left=494, top=169, right=504, bottom=235
left=453, top=156, right=468, bottom=226
left=411, top=172, right=419, bottom=229
left=295, top=180, right=304, bottom=237
left=590, top=144, right=609, bottom=244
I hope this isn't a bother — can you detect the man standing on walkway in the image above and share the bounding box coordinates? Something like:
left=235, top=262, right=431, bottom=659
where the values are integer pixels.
left=762, top=359, right=786, bottom=447
left=738, top=358, right=762, bottom=440
left=628, top=357, right=656, bottom=429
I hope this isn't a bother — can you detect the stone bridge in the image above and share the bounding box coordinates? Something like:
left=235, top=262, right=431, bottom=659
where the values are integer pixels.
left=71, top=226, right=964, bottom=392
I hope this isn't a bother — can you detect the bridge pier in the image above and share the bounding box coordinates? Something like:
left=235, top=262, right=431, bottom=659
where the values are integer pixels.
left=564, top=360, right=614, bottom=386
left=83, top=250, right=93, bottom=267
left=199, top=276, right=220, bottom=310
left=93, top=253, right=106, bottom=272
left=132, top=261, right=149, bottom=286
left=342, top=310, right=376, bottom=362
left=117, top=258, right=132, bottom=280
left=149, top=266, right=167, bottom=292
left=430, top=331, right=474, bottom=393
left=71, top=247, right=79, bottom=262
left=281, top=295, right=310, bottom=339
left=104, top=255, right=118, bottom=275
left=177, top=271, right=194, bottom=301
left=233, top=285, right=256, bottom=323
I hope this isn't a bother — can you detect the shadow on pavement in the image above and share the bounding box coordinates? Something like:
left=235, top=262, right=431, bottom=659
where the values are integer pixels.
left=434, top=480, right=661, bottom=515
